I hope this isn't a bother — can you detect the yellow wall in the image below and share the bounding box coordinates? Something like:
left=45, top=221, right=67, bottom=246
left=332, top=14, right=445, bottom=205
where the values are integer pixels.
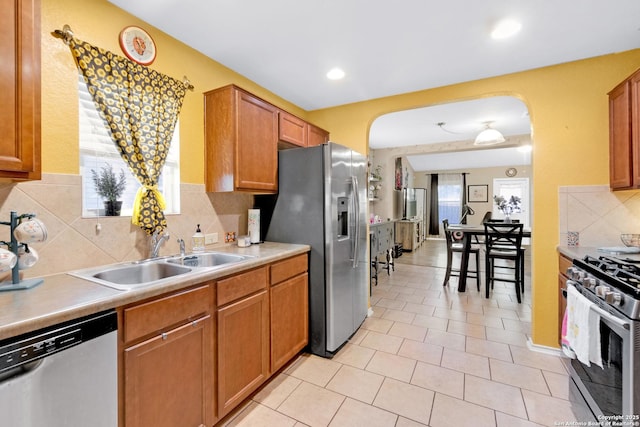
left=41, top=0, right=308, bottom=183
left=308, top=51, right=640, bottom=347
left=41, top=0, right=640, bottom=347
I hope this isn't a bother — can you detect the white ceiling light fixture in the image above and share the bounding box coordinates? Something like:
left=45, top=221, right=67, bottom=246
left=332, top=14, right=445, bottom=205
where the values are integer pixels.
left=491, top=18, right=522, bottom=40
left=326, top=68, right=345, bottom=80
left=474, top=122, right=505, bottom=146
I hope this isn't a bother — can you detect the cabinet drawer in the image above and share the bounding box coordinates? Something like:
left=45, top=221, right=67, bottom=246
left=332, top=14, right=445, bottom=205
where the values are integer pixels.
left=270, top=254, right=308, bottom=285
left=124, top=285, right=211, bottom=343
left=217, top=267, right=268, bottom=306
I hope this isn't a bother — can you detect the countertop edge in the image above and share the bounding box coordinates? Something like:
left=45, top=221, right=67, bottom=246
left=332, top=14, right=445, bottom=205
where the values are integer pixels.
left=0, top=242, right=310, bottom=340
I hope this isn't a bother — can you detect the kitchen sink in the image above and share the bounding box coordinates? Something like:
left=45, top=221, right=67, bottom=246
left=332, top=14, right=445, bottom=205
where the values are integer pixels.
left=69, top=261, right=193, bottom=291
left=69, top=252, right=255, bottom=290
left=166, top=252, right=253, bottom=268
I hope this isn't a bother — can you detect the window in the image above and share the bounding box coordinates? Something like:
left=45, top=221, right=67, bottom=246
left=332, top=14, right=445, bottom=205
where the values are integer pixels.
left=437, top=173, right=462, bottom=223
left=78, top=75, right=180, bottom=217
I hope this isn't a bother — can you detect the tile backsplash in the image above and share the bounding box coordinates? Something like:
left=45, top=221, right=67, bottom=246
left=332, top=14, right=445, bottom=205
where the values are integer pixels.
left=0, top=174, right=253, bottom=279
left=559, top=185, right=640, bottom=247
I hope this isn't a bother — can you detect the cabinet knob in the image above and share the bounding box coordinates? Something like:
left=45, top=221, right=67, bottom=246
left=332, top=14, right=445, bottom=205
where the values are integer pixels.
left=161, top=332, right=168, bottom=340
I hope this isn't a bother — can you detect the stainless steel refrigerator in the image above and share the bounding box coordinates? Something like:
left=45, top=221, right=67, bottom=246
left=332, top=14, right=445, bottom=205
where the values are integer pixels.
left=265, top=142, right=369, bottom=358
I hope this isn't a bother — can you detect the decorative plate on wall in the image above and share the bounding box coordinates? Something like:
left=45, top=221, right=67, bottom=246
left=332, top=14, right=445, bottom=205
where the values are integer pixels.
left=119, top=26, right=156, bottom=65
left=505, top=167, right=517, bottom=177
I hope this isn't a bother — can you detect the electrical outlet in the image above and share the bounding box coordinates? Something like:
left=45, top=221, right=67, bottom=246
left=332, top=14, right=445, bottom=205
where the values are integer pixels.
left=205, top=233, right=218, bottom=245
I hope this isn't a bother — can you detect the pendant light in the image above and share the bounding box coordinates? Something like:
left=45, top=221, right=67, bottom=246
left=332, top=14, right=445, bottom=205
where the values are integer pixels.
left=474, top=122, right=505, bottom=146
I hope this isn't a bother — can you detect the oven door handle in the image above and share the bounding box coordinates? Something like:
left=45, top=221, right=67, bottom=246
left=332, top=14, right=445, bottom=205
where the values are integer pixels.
left=565, top=281, right=630, bottom=331
left=591, top=304, right=630, bottom=331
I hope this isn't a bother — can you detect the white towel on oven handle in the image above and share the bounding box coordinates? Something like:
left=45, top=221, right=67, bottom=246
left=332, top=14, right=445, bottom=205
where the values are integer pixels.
left=566, top=285, right=602, bottom=368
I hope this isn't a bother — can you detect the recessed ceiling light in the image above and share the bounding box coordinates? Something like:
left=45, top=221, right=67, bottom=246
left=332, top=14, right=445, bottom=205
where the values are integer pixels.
left=491, top=19, right=522, bottom=39
left=326, top=68, right=345, bottom=80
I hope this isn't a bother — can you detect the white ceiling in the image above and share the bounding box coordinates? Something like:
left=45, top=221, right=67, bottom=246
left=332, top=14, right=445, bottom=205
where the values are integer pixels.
left=369, top=96, right=530, bottom=148
left=109, top=0, right=640, bottom=111
left=107, top=0, right=639, bottom=170
left=371, top=96, right=532, bottom=171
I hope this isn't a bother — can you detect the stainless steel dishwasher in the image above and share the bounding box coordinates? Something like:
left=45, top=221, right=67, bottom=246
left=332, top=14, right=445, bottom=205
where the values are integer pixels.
left=0, top=310, right=118, bottom=426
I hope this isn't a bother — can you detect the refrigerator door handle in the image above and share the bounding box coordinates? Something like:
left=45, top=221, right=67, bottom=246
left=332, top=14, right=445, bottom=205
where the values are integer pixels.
left=351, top=175, right=360, bottom=268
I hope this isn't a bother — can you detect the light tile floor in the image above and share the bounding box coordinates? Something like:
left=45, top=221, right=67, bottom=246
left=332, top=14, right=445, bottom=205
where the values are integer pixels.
left=222, top=239, right=583, bottom=427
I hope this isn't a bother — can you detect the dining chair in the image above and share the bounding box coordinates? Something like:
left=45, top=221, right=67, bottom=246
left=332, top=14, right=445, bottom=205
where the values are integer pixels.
left=472, top=211, right=494, bottom=245
left=483, top=222, right=525, bottom=303
left=442, top=219, right=480, bottom=290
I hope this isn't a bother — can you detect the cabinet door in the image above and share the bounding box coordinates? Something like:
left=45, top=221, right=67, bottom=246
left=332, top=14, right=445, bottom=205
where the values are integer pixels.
left=217, top=290, right=269, bottom=417
left=631, top=72, right=640, bottom=187
left=278, top=111, right=307, bottom=148
left=558, top=254, right=572, bottom=345
left=308, top=123, right=329, bottom=147
left=609, top=80, right=633, bottom=189
left=271, top=273, right=308, bottom=372
left=395, top=222, right=412, bottom=251
left=124, top=315, right=213, bottom=427
left=236, top=91, right=278, bottom=192
left=0, top=0, right=40, bottom=180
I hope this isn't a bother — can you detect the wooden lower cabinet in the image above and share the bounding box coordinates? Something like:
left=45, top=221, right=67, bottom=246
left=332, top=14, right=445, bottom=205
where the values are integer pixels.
left=395, top=220, right=422, bottom=252
left=271, top=272, right=309, bottom=372
left=558, top=253, right=572, bottom=345
left=124, top=315, right=213, bottom=427
left=121, top=284, right=214, bottom=427
left=120, top=254, right=309, bottom=426
left=217, top=290, right=270, bottom=417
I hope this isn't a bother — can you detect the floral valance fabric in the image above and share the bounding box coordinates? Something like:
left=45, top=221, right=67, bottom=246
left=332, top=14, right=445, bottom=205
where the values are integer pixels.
left=68, top=38, right=186, bottom=235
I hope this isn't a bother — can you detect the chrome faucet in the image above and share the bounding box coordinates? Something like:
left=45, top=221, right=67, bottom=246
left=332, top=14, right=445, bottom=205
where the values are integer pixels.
left=177, top=238, right=185, bottom=257
left=150, top=230, right=170, bottom=258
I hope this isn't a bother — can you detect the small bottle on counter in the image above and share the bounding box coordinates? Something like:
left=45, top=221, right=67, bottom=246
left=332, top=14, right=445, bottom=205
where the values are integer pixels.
left=192, top=224, right=205, bottom=253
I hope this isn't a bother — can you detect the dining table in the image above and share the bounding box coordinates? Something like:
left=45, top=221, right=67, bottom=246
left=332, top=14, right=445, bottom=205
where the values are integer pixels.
left=447, top=223, right=532, bottom=292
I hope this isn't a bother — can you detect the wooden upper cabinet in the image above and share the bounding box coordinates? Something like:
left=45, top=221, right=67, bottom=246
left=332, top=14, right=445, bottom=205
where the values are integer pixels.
left=204, top=85, right=278, bottom=193
left=278, top=111, right=307, bottom=148
left=609, top=69, right=640, bottom=190
left=0, top=0, right=41, bottom=181
left=278, top=114, right=330, bottom=149
left=307, top=123, right=330, bottom=147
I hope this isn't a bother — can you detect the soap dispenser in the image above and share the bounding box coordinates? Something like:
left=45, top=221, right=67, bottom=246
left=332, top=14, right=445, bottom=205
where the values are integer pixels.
left=192, top=224, right=205, bottom=253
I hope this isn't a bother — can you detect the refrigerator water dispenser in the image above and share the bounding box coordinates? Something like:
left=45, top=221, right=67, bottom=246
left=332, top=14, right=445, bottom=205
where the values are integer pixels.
left=337, top=197, right=349, bottom=238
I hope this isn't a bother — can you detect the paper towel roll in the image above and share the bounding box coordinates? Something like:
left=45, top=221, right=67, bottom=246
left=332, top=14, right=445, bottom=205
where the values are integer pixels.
left=248, top=209, right=260, bottom=243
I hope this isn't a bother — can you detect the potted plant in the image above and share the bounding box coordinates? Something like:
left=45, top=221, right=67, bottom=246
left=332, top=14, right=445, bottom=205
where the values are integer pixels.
left=493, top=194, right=522, bottom=222
left=91, top=163, right=127, bottom=216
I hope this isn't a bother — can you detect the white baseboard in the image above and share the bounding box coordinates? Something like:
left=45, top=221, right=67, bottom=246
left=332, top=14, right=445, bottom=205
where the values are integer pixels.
left=526, top=337, right=566, bottom=357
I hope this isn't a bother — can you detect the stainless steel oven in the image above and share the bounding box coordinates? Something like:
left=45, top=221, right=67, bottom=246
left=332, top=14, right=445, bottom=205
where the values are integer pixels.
left=564, top=256, right=640, bottom=420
